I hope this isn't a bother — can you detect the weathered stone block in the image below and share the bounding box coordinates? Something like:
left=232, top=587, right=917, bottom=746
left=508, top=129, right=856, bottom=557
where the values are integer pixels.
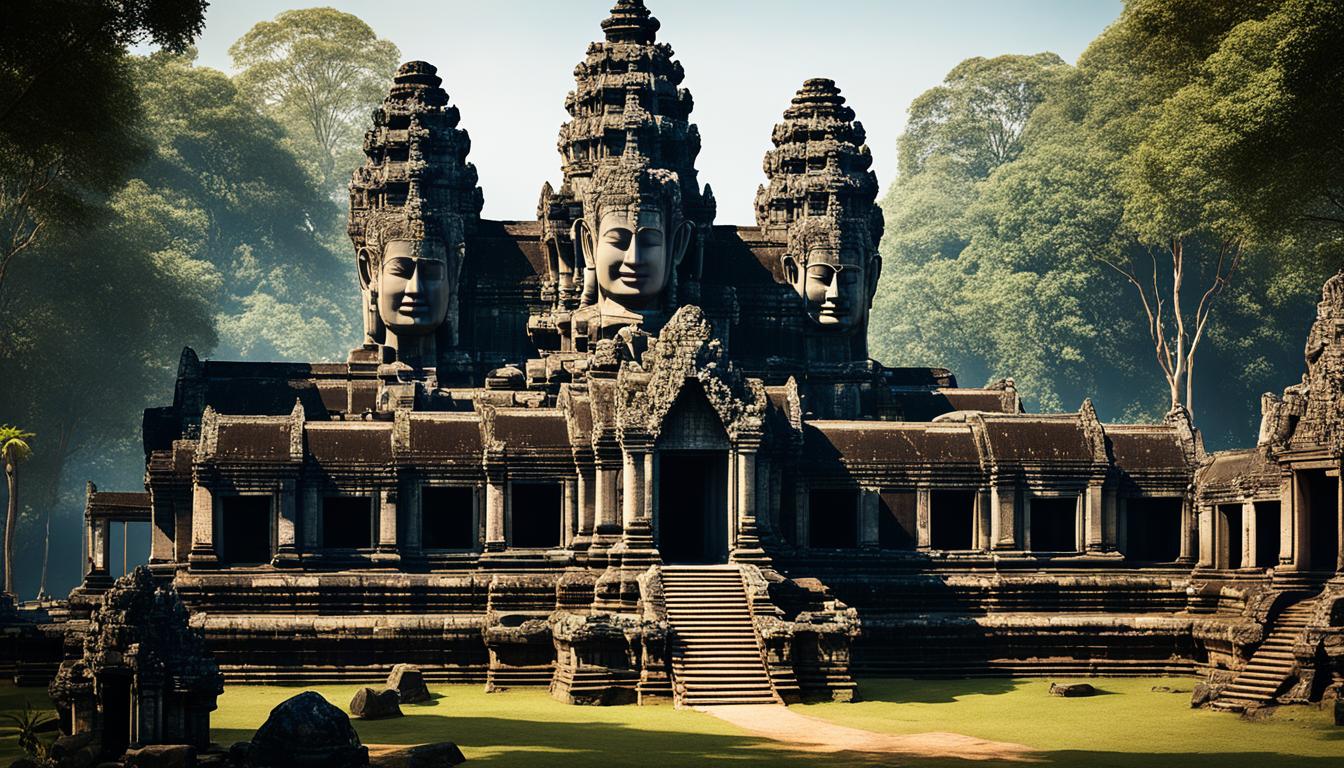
left=1048, top=682, right=1096, bottom=697
left=386, top=664, right=432, bottom=704
left=123, top=744, right=196, bottom=768
left=350, top=687, right=403, bottom=720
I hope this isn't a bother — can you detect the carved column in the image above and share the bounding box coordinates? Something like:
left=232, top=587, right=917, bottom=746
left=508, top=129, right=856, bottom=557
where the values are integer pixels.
left=484, top=463, right=506, bottom=553
left=188, top=482, right=217, bottom=566
left=614, top=436, right=656, bottom=566
left=562, top=478, right=578, bottom=548
left=1242, top=499, right=1257, bottom=570
left=976, top=488, right=993, bottom=551
left=916, top=487, right=932, bottom=550
left=1177, top=494, right=1195, bottom=564
left=1102, top=485, right=1118, bottom=551
left=374, top=487, right=400, bottom=564
left=795, top=482, right=810, bottom=549
left=86, top=517, right=110, bottom=585
left=859, top=489, right=880, bottom=550
left=302, top=484, right=322, bottom=551
left=1085, top=483, right=1104, bottom=552
left=1279, top=472, right=1297, bottom=570
left=572, top=451, right=595, bottom=555
left=274, top=479, right=298, bottom=566
left=731, top=437, right=768, bottom=564
left=1292, top=470, right=1312, bottom=570
left=990, top=477, right=1017, bottom=550
left=403, top=481, right=422, bottom=555
left=1197, top=504, right=1214, bottom=569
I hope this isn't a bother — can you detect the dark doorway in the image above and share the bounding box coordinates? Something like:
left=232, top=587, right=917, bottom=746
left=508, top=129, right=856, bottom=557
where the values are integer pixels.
left=220, top=496, right=272, bottom=565
left=1304, top=470, right=1339, bottom=571
left=99, top=674, right=131, bottom=756
left=1030, top=497, right=1077, bottom=552
left=1124, top=497, right=1182, bottom=562
left=931, top=490, right=976, bottom=550
left=1255, top=501, right=1281, bottom=569
left=809, top=488, right=858, bottom=549
left=658, top=451, right=728, bottom=564
left=322, top=496, right=372, bottom=549
left=879, top=490, right=916, bottom=550
left=511, top=482, right=562, bottom=548
left=1220, top=504, right=1242, bottom=570
left=422, top=486, right=476, bottom=550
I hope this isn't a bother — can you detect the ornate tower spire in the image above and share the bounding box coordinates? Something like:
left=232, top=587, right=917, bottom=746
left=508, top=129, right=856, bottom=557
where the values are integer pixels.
left=537, top=0, right=715, bottom=339
left=348, top=61, right=483, bottom=377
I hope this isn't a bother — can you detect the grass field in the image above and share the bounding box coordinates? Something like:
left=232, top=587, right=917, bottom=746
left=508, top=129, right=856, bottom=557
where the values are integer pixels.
left=3, top=678, right=1341, bottom=766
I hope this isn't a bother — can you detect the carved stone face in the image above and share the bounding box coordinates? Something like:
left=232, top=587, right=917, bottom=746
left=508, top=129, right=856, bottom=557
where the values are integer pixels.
left=592, top=208, right=670, bottom=310
left=375, top=239, right=452, bottom=336
left=784, top=245, right=868, bottom=330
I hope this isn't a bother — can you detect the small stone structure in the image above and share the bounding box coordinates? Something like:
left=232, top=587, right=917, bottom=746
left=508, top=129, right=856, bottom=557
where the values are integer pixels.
left=49, top=567, right=222, bottom=758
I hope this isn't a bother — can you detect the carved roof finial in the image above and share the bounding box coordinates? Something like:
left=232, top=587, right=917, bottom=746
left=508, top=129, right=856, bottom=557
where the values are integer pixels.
left=601, top=0, right=660, bottom=44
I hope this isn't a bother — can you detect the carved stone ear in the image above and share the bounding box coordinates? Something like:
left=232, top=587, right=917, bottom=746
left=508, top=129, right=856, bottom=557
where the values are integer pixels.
left=357, top=248, right=374, bottom=290
left=867, top=254, right=882, bottom=305
left=781, top=254, right=800, bottom=286
left=573, top=219, right=594, bottom=270
left=670, top=220, right=695, bottom=267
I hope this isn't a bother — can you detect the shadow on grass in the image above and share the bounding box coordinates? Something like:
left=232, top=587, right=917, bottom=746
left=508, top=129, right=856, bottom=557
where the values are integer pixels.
left=852, top=677, right=1020, bottom=704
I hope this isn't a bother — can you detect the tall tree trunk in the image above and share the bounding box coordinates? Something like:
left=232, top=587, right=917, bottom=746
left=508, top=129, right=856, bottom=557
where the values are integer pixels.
left=4, top=458, right=15, bottom=596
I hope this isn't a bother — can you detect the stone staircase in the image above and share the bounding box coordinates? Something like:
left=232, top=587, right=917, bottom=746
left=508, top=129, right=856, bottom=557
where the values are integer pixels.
left=662, top=565, right=780, bottom=706
left=1211, top=596, right=1318, bottom=710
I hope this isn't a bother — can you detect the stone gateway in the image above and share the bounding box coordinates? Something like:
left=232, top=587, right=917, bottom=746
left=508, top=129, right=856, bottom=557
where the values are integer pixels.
left=53, top=0, right=1344, bottom=714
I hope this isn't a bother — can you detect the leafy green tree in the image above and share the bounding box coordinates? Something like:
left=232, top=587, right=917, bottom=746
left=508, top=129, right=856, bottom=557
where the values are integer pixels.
left=0, top=0, right=206, bottom=300
left=229, top=8, right=400, bottom=200
left=1, top=426, right=34, bottom=596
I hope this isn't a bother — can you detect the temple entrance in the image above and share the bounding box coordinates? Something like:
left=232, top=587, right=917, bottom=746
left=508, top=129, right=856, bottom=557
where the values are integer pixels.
left=99, top=673, right=131, bottom=755
left=658, top=451, right=728, bottom=564
left=1303, top=470, right=1339, bottom=571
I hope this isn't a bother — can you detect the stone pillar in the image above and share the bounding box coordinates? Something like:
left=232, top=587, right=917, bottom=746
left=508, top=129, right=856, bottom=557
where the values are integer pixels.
left=613, top=439, right=657, bottom=566
left=573, top=455, right=595, bottom=553
left=916, top=487, right=932, bottom=549
left=622, top=449, right=643, bottom=530
left=1280, top=472, right=1297, bottom=569
left=1102, top=486, right=1119, bottom=551
left=859, top=489, right=880, bottom=550
left=594, top=460, right=621, bottom=535
left=87, top=518, right=110, bottom=581
left=403, top=482, right=422, bottom=554
left=484, top=466, right=506, bottom=552
left=976, top=488, right=992, bottom=551
left=374, top=487, right=400, bottom=563
left=302, top=484, right=322, bottom=551
left=1197, top=504, right=1214, bottom=569
left=645, top=452, right=657, bottom=536
left=795, top=482, right=810, bottom=548
left=1292, top=471, right=1312, bottom=570
left=188, top=483, right=216, bottom=565
left=1080, top=484, right=1102, bottom=548
left=1242, top=499, right=1257, bottom=570
left=991, top=479, right=1017, bottom=550
left=1178, top=495, right=1195, bottom=564
left=562, top=478, right=578, bottom=548
left=731, top=443, right=768, bottom=564
left=1116, top=497, right=1129, bottom=555
left=274, top=479, right=298, bottom=566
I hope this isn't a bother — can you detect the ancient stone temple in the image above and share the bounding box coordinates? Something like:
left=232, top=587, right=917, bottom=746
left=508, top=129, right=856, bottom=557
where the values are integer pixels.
left=56, top=0, right=1342, bottom=709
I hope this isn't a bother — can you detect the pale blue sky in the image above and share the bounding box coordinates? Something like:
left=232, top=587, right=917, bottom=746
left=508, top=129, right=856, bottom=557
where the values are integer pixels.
left=188, top=0, right=1122, bottom=222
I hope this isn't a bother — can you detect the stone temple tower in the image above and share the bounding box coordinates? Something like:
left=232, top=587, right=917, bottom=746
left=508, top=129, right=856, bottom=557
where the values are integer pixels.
left=537, top=0, right=717, bottom=338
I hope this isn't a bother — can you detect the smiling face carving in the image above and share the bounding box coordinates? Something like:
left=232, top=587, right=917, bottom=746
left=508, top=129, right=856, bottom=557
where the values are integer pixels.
left=376, top=239, right=452, bottom=336
left=781, top=216, right=879, bottom=333
left=577, top=157, right=693, bottom=317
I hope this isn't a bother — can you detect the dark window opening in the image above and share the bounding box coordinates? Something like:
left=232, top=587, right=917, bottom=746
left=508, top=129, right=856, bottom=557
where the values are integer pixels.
left=878, top=491, right=916, bottom=550
left=931, top=490, right=976, bottom=550
left=1031, top=497, right=1077, bottom=552
left=220, top=496, right=271, bottom=565
left=511, top=483, right=562, bottom=549
left=659, top=451, right=728, bottom=564
left=422, top=486, right=476, bottom=550
left=1124, top=497, right=1182, bottom=562
left=1219, top=503, right=1243, bottom=570
left=809, top=488, right=857, bottom=549
left=323, top=496, right=372, bottom=549
left=1255, top=501, right=1281, bottom=569
left=1304, top=470, right=1339, bottom=571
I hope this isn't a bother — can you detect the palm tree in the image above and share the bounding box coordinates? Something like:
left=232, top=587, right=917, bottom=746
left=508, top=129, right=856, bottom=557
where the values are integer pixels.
left=1, top=425, right=34, bottom=597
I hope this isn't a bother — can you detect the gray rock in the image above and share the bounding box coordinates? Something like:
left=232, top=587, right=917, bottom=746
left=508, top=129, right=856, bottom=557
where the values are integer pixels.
left=1190, top=681, right=1216, bottom=708
left=1048, top=682, right=1096, bottom=697
left=386, top=664, right=432, bottom=705
left=404, top=741, right=466, bottom=767
left=123, top=744, right=196, bottom=768
left=250, top=691, right=368, bottom=768
left=350, top=687, right=403, bottom=720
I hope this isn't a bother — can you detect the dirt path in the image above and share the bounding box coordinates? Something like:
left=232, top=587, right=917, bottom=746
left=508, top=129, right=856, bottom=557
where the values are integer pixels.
left=700, top=704, right=1036, bottom=762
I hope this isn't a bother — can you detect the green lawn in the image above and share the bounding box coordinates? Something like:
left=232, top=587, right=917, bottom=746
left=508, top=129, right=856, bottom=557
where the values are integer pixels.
left=3, top=678, right=1341, bottom=767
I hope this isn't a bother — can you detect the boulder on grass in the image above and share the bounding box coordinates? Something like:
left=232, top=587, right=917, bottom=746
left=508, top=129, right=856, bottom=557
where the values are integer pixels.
left=1190, top=682, right=1216, bottom=708
left=386, top=664, right=432, bottom=705
left=404, top=741, right=467, bottom=767
left=350, top=687, right=403, bottom=720
left=250, top=691, right=368, bottom=768
left=1048, top=682, right=1096, bottom=697
left=124, top=744, right=196, bottom=768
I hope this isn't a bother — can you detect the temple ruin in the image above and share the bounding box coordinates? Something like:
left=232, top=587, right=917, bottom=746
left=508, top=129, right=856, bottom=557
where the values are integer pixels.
left=39, top=0, right=1344, bottom=711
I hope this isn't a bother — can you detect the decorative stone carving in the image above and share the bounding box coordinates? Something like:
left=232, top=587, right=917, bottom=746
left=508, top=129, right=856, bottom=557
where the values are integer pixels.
left=755, top=78, right=883, bottom=338
left=348, top=60, right=482, bottom=373
left=1277, top=270, right=1344, bottom=455
left=49, top=567, right=222, bottom=753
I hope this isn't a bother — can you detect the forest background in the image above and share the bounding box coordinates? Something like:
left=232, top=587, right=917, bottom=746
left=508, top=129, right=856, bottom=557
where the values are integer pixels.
left=2, top=0, right=1340, bottom=598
